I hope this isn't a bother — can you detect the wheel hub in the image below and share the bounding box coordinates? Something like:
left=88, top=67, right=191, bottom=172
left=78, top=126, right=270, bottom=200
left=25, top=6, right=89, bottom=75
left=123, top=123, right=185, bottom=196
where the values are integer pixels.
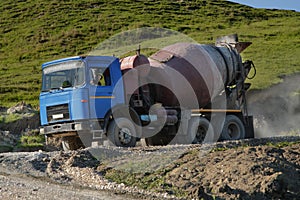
left=228, top=122, right=240, bottom=139
left=195, top=126, right=207, bottom=143
left=119, top=127, right=132, bottom=144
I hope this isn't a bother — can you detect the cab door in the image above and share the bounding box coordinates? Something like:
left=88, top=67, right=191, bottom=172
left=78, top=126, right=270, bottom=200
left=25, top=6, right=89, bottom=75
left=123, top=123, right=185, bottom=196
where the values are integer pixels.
left=86, top=57, right=125, bottom=119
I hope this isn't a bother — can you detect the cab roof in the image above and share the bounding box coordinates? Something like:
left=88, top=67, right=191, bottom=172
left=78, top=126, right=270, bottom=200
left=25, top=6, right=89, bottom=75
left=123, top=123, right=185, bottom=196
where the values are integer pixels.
left=41, top=56, right=117, bottom=69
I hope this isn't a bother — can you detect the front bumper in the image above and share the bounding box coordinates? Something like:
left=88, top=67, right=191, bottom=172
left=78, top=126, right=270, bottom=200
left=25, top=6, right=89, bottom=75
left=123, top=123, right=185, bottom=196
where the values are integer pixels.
left=40, top=120, right=103, bottom=135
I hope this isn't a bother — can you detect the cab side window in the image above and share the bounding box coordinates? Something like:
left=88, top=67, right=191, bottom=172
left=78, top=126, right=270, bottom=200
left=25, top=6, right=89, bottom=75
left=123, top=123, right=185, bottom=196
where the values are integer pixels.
left=90, top=67, right=111, bottom=86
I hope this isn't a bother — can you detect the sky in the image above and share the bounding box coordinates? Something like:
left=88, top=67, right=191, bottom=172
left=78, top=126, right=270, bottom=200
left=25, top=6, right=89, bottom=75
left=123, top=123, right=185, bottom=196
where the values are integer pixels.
left=228, top=0, right=300, bottom=12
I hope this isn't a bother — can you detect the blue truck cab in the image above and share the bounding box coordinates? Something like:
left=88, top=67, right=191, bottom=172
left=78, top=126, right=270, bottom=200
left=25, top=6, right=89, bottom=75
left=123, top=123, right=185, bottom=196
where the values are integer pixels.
left=39, top=56, right=133, bottom=149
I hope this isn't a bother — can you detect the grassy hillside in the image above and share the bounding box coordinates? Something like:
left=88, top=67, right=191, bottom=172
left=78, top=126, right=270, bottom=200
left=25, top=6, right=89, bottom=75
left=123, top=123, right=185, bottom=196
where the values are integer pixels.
left=0, top=0, right=299, bottom=107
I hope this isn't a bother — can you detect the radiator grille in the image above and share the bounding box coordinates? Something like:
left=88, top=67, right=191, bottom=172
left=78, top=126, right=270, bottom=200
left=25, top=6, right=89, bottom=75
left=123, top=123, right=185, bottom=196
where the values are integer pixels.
left=46, top=104, right=70, bottom=122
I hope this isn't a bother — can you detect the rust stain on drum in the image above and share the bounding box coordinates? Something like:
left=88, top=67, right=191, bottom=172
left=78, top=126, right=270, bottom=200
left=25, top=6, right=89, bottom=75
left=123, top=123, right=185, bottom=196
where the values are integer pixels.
left=120, top=55, right=150, bottom=77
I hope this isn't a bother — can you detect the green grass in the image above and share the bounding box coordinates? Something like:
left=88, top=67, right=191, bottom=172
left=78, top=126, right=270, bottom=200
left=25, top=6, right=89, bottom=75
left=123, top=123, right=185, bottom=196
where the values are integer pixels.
left=17, top=135, right=45, bottom=148
left=0, top=0, right=299, bottom=107
left=210, top=146, right=229, bottom=152
left=104, top=168, right=187, bottom=197
left=0, top=113, right=23, bottom=124
left=266, top=141, right=300, bottom=148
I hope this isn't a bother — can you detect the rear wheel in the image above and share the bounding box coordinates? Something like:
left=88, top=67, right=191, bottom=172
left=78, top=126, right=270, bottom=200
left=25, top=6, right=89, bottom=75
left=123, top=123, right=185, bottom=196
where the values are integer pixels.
left=107, top=118, right=137, bottom=147
left=188, top=117, right=214, bottom=144
left=221, top=115, right=245, bottom=140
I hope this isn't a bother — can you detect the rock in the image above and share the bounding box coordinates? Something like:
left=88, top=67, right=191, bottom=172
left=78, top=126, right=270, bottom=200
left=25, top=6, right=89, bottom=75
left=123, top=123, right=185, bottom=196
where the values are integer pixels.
left=7, top=101, right=34, bottom=114
left=0, top=131, right=18, bottom=145
left=0, top=131, right=17, bottom=152
left=0, top=112, right=40, bottom=135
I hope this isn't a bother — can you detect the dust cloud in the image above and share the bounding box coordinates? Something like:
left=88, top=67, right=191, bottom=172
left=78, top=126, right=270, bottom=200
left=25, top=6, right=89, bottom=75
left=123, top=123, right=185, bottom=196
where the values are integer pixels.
left=247, top=73, right=300, bottom=138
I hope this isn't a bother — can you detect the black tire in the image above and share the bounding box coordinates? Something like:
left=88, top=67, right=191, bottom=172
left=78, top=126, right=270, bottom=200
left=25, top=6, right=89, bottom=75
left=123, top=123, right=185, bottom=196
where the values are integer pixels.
left=188, top=117, right=214, bottom=144
left=107, top=118, right=137, bottom=147
left=61, top=136, right=83, bottom=151
left=221, top=115, right=245, bottom=140
left=142, top=132, right=173, bottom=146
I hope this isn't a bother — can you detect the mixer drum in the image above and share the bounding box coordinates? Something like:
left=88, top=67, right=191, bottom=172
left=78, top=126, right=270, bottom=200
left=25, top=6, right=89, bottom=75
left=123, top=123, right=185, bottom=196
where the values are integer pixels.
left=147, top=43, right=242, bottom=108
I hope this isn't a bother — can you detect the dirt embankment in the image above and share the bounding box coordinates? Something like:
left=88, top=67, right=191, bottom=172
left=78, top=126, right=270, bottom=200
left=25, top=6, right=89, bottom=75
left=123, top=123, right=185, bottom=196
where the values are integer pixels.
left=165, top=141, right=300, bottom=199
left=0, top=137, right=300, bottom=200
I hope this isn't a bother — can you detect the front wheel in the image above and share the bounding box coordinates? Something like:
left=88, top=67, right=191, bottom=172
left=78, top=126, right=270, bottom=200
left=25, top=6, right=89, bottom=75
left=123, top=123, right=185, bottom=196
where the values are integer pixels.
left=221, top=115, right=245, bottom=140
left=107, top=118, right=137, bottom=147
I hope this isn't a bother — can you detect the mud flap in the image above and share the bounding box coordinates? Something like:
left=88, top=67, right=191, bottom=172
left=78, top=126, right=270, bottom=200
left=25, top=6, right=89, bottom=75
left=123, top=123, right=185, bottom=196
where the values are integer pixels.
left=244, top=115, right=254, bottom=139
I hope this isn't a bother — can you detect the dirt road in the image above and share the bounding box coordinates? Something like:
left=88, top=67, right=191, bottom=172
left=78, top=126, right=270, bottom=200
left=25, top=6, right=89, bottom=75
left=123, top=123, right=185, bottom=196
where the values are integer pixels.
left=0, top=172, right=134, bottom=200
left=0, top=149, right=175, bottom=200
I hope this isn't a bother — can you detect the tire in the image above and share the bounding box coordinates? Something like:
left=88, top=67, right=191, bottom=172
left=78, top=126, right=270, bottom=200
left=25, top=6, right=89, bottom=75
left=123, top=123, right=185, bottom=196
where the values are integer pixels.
left=142, top=132, right=173, bottom=146
left=221, top=115, right=245, bottom=140
left=107, top=118, right=137, bottom=147
left=188, top=117, right=214, bottom=144
left=61, top=136, right=83, bottom=151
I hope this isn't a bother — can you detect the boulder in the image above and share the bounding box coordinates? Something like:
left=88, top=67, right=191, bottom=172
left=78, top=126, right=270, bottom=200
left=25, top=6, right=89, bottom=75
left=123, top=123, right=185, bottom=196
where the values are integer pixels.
left=7, top=101, right=34, bottom=114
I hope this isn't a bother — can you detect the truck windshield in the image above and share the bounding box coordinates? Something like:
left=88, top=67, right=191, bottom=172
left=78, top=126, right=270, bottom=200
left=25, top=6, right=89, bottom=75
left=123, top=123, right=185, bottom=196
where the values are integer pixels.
left=42, top=61, right=85, bottom=91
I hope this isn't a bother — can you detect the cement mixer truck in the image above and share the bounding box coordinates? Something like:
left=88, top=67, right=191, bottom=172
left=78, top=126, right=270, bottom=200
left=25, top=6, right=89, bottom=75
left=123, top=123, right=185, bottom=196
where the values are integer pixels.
left=39, top=34, right=255, bottom=150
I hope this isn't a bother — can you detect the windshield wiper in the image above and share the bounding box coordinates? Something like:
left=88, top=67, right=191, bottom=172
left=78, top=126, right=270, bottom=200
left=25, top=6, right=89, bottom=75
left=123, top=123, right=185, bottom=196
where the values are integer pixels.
left=41, top=88, right=59, bottom=92
left=45, top=87, right=64, bottom=92
left=43, top=82, right=73, bottom=92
